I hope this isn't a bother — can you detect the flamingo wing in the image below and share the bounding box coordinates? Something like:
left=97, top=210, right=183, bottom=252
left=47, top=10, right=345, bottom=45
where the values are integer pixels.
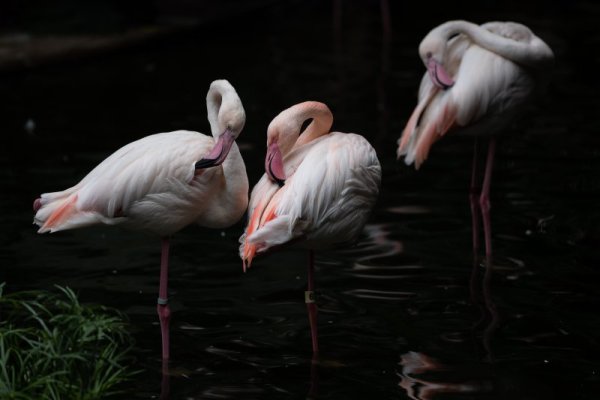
left=34, top=130, right=217, bottom=234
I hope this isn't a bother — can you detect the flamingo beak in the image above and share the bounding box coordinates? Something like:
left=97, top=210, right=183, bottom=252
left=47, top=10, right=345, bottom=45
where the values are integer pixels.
left=265, top=142, right=285, bottom=186
left=195, top=129, right=236, bottom=169
left=427, top=58, right=454, bottom=90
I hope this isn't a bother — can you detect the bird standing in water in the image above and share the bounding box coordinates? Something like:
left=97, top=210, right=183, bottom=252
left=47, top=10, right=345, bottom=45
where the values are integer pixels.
left=33, top=79, right=249, bottom=361
left=240, top=101, right=381, bottom=353
left=397, top=20, right=554, bottom=259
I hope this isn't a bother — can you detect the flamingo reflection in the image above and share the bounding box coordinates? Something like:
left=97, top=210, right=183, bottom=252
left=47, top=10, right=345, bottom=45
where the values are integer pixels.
left=398, top=351, right=492, bottom=399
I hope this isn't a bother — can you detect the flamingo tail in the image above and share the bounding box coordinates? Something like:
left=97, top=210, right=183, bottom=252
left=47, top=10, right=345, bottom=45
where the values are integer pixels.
left=34, top=192, right=122, bottom=233
left=241, top=196, right=281, bottom=271
left=397, top=86, right=440, bottom=163
left=409, top=102, right=457, bottom=169
left=34, top=194, right=80, bottom=233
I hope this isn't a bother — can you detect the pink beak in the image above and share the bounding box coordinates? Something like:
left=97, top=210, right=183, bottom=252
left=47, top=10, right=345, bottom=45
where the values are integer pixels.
left=427, top=58, right=454, bottom=89
left=195, top=129, right=236, bottom=169
left=265, top=142, right=285, bottom=186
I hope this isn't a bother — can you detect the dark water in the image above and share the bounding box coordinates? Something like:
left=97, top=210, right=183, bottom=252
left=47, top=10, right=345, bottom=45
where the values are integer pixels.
left=2, top=0, right=600, bottom=398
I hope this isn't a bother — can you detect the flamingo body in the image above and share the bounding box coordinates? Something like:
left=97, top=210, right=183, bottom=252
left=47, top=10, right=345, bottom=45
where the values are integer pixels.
left=397, top=20, right=554, bottom=168
left=33, top=79, right=249, bottom=361
left=34, top=130, right=248, bottom=235
left=246, top=133, right=379, bottom=252
left=241, top=102, right=381, bottom=267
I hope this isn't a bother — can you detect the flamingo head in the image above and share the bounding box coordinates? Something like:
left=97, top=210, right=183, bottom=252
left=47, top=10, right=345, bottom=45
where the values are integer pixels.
left=207, top=79, right=246, bottom=138
left=196, top=80, right=246, bottom=170
left=265, top=141, right=285, bottom=186
left=263, top=112, right=300, bottom=186
left=419, top=36, right=455, bottom=90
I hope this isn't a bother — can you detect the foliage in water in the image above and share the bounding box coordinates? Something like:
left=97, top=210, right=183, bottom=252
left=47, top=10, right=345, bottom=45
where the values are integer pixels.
left=0, top=283, right=137, bottom=400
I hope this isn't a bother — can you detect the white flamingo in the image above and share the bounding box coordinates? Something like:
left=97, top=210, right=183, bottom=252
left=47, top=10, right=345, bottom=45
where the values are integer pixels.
left=33, top=79, right=249, bottom=360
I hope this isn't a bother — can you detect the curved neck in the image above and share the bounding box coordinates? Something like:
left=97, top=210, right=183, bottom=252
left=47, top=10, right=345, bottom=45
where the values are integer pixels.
left=206, top=80, right=245, bottom=137
left=434, top=20, right=553, bottom=68
left=294, top=102, right=334, bottom=149
left=206, top=89, right=222, bottom=136
left=268, top=101, right=334, bottom=157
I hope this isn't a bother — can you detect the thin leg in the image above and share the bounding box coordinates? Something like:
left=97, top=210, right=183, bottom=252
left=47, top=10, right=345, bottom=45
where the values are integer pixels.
left=470, top=138, right=481, bottom=255
left=306, top=250, right=319, bottom=354
left=479, top=138, right=499, bottom=362
left=469, top=138, right=482, bottom=305
left=479, top=138, right=496, bottom=261
left=160, top=359, right=170, bottom=400
left=157, top=237, right=172, bottom=360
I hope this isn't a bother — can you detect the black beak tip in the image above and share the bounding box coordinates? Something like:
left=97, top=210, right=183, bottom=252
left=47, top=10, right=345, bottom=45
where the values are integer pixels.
left=195, top=158, right=215, bottom=170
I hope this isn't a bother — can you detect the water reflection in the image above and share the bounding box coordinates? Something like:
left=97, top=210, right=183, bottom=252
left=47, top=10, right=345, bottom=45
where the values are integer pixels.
left=160, top=360, right=170, bottom=400
left=398, top=351, right=492, bottom=399
left=469, top=138, right=500, bottom=362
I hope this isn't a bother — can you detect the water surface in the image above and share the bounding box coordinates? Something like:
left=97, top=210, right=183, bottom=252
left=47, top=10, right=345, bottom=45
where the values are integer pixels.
left=1, top=1, right=600, bottom=398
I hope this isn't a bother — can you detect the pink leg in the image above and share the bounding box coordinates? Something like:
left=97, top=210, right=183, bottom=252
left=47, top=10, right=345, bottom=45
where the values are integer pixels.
left=469, top=138, right=481, bottom=255
left=479, top=138, right=496, bottom=261
left=160, top=359, right=170, bottom=400
left=479, top=138, right=499, bottom=361
left=157, top=237, right=172, bottom=360
left=469, top=139, right=483, bottom=305
left=306, top=250, right=319, bottom=354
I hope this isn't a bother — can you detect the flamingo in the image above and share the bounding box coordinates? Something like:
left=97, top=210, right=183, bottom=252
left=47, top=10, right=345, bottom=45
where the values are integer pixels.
left=240, top=101, right=381, bottom=353
left=32, top=79, right=249, bottom=361
left=397, top=20, right=554, bottom=259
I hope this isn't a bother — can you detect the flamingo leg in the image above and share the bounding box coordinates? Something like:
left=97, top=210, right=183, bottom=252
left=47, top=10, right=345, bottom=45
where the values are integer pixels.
left=160, top=359, right=170, bottom=400
left=157, top=237, right=172, bottom=360
left=306, top=250, right=319, bottom=354
left=469, top=138, right=483, bottom=307
left=479, top=138, right=496, bottom=261
left=469, top=138, right=481, bottom=256
left=479, top=138, right=499, bottom=362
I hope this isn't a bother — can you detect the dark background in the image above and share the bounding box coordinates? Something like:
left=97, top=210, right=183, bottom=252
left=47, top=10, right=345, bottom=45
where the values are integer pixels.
left=1, top=0, right=599, bottom=399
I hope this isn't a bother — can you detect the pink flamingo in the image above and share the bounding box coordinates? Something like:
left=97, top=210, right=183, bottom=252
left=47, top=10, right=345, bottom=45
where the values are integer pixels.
left=397, top=20, right=554, bottom=260
left=33, top=79, right=249, bottom=361
left=240, top=101, right=381, bottom=353
left=397, top=21, right=553, bottom=359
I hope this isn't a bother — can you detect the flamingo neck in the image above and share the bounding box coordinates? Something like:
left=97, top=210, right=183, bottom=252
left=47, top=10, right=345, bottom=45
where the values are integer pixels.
left=427, top=20, right=553, bottom=69
left=294, top=105, right=334, bottom=149
left=206, top=80, right=246, bottom=138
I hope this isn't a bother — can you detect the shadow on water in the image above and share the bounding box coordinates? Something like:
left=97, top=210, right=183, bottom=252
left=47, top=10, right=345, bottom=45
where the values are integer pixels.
left=2, top=0, right=600, bottom=398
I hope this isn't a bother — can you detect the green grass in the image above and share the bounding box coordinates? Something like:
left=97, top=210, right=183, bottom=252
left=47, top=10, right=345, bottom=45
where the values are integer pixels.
left=0, top=283, right=137, bottom=400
